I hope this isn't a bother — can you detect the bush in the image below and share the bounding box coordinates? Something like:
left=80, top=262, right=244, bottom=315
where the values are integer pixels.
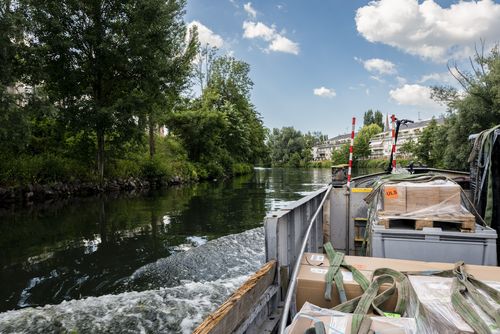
left=0, top=154, right=88, bottom=185
left=231, top=163, right=253, bottom=176
left=140, top=157, right=172, bottom=181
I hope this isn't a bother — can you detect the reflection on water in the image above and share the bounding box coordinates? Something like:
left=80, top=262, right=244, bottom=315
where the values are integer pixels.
left=0, top=168, right=334, bottom=312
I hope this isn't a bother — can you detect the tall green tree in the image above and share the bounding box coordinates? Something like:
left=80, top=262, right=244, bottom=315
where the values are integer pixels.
left=125, top=0, right=197, bottom=159
left=431, top=44, right=500, bottom=170
left=354, top=123, right=382, bottom=159
left=363, top=109, right=384, bottom=129
left=24, top=0, right=195, bottom=180
left=202, top=55, right=267, bottom=163
left=168, top=55, right=268, bottom=175
left=267, top=127, right=307, bottom=167
left=0, top=1, right=29, bottom=155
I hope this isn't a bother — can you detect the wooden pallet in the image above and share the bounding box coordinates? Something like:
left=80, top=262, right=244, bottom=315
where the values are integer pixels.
left=377, top=211, right=476, bottom=232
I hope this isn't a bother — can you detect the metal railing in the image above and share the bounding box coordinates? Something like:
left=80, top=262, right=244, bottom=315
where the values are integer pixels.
left=264, top=185, right=333, bottom=333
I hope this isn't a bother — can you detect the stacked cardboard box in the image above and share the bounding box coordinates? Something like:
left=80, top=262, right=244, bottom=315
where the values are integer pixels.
left=381, top=181, right=462, bottom=213
left=295, top=253, right=500, bottom=334
left=286, top=302, right=417, bottom=334
left=297, top=253, right=500, bottom=311
left=382, top=184, right=407, bottom=212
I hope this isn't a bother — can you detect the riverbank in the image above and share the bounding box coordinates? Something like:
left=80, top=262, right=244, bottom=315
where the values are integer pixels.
left=0, top=155, right=254, bottom=206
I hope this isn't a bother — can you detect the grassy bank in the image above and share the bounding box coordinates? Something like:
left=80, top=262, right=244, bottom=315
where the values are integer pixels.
left=0, top=136, right=254, bottom=188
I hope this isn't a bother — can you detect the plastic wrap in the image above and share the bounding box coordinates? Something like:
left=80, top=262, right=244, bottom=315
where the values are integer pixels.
left=408, top=275, right=500, bottom=334
left=285, top=302, right=417, bottom=334
left=369, top=179, right=475, bottom=231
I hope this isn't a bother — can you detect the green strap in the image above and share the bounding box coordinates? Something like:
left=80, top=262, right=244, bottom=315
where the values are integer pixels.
left=451, top=261, right=500, bottom=334
left=324, top=242, right=370, bottom=304
left=324, top=243, right=347, bottom=302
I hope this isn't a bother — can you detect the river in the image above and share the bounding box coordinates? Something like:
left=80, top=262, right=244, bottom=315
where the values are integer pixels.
left=0, top=167, right=368, bottom=333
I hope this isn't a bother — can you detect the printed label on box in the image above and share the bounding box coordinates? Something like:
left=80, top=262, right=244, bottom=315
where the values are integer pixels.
left=310, top=255, right=324, bottom=262
left=385, top=187, right=399, bottom=199
left=342, top=271, right=353, bottom=281
left=310, top=268, right=328, bottom=274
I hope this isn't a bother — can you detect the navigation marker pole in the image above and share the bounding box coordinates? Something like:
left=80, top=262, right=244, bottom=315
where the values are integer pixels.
left=391, top=114, right=397, bottom=170
left=347, top=117, right=356, bottom=188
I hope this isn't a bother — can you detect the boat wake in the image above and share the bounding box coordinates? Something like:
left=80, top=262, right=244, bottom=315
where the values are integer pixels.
left=0, top=228, right=265, bottom=334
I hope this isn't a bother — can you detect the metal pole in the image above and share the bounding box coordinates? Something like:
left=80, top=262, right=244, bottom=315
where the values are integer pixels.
left=391, top=114, right=397, bottom=170
left=347, top=117, right=356, bottom=188
left=278, top=185, right=333, bottom=334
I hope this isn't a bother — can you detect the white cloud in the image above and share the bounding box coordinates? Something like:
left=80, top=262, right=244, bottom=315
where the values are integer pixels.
left=313, top=87, right=336, bottom=98
left=363, top=58, right=397, bottom=75
left=356, top=0, right=500, bottom=62
left=418, top=70, right=461, bottom=85
left=242, top=20, right=300, bottom=55
left=389, top=84, right=442, bottom=109
left=188, top=21, right=224, bottom=48
left=269, top=35, right=299, bottom=55
left=242, top=21, right=275, bottom=41
left=370, top=75, right=385, bottom=83
left=244, top=2, right=257, bottom=18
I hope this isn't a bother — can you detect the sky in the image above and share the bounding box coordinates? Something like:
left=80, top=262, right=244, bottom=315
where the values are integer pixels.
left=184, top=0, right=500, bottom=137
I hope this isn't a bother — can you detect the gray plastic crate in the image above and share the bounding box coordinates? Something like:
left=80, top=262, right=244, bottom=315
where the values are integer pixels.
left=370, top=224, right=497, bottom=266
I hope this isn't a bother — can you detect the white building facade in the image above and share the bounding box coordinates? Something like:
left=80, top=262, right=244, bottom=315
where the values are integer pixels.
left=369, top=118, right=444, bottom=159
left=312, top=133, right=352, bottom=161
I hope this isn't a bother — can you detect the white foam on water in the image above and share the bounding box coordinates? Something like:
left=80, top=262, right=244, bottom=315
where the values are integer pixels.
left=1, top=227, right=265, bottom=334
left=0, top=275, right=249, bottom=333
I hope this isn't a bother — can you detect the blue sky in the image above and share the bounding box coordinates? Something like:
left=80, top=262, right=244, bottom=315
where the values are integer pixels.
left=185, top=0, right=500, bottom=136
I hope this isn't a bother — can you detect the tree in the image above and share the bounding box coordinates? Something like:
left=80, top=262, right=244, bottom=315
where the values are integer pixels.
left=363, top=110, right=374, bottom=126
left=373, top=110, right=384, bottom=130
left=167, top=55, right=268, bottom=175
left=0, top=1, right=30, bottom=156
left=363, top=109, right=384, bottom=129
left=354, top=124, right=382, bottom=159
left=24, top=0, right=196, bottom=180
left=267, top=127, right=307, bottom=166
left=431, top=43, right=500, bottom=170
left=125, top=0, right=197, bottom=159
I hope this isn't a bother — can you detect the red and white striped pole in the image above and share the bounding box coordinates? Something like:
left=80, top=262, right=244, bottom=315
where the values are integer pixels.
left=391, top=114, right=397, bottom=170
left=347, top=117, right=356, bottom=188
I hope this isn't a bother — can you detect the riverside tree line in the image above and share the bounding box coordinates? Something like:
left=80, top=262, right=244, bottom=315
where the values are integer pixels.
left=270, top=46, right=500, bottom=170
left=1, top=0, right=499, bottom=188
left=0, top=0, right=267, bottom=186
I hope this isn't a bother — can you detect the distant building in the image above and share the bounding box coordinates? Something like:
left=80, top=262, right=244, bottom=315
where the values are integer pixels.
left=369, top=118, right=444, bottom=159
left=312, top=133, right=352, bottom=161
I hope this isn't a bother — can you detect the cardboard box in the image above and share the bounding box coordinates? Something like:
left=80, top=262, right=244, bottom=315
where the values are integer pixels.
left=382, top=184, right=407, bottom=212
left=296, top=264, right=373, bottom=310
left=301, top=253, right=451, bottom=272
left=297, top=254, right=438, bottom=311
left=406, top=184, right=440, bottom=212
left=438, top=183, right=462, bottom=208
left=297, top=253, right=500, bottom=314
left=286, top=302, right=417, bottom=334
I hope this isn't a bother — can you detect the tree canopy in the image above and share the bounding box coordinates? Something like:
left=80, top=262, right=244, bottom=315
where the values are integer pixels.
left=430, top=44, right=500, bottom=170
left=363, top=109, right=384, bottom=130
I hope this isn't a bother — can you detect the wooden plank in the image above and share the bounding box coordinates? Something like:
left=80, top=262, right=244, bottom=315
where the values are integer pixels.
left=193, top=260, right=277, bottom=334
left=376, top=210, right=476, bottom=231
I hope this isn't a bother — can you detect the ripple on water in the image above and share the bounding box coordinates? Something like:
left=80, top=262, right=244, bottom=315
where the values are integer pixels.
left=0, top=227, right=266, bottom=334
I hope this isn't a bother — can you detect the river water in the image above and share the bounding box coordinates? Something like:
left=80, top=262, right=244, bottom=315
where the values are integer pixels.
left=0, top=167, right=341, bottom=333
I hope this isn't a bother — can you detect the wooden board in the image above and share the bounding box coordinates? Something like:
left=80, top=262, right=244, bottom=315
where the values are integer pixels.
left=193, top=260, right=277, bottom=334
left=377, top=211, right=476, bottom=232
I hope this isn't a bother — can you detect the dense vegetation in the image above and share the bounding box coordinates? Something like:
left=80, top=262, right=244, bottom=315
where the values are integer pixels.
left=402, top=45, right=500, bottom=170
left=0, top=0, right=267, bottom=186
left=266, top=127, right=327, bottom=167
